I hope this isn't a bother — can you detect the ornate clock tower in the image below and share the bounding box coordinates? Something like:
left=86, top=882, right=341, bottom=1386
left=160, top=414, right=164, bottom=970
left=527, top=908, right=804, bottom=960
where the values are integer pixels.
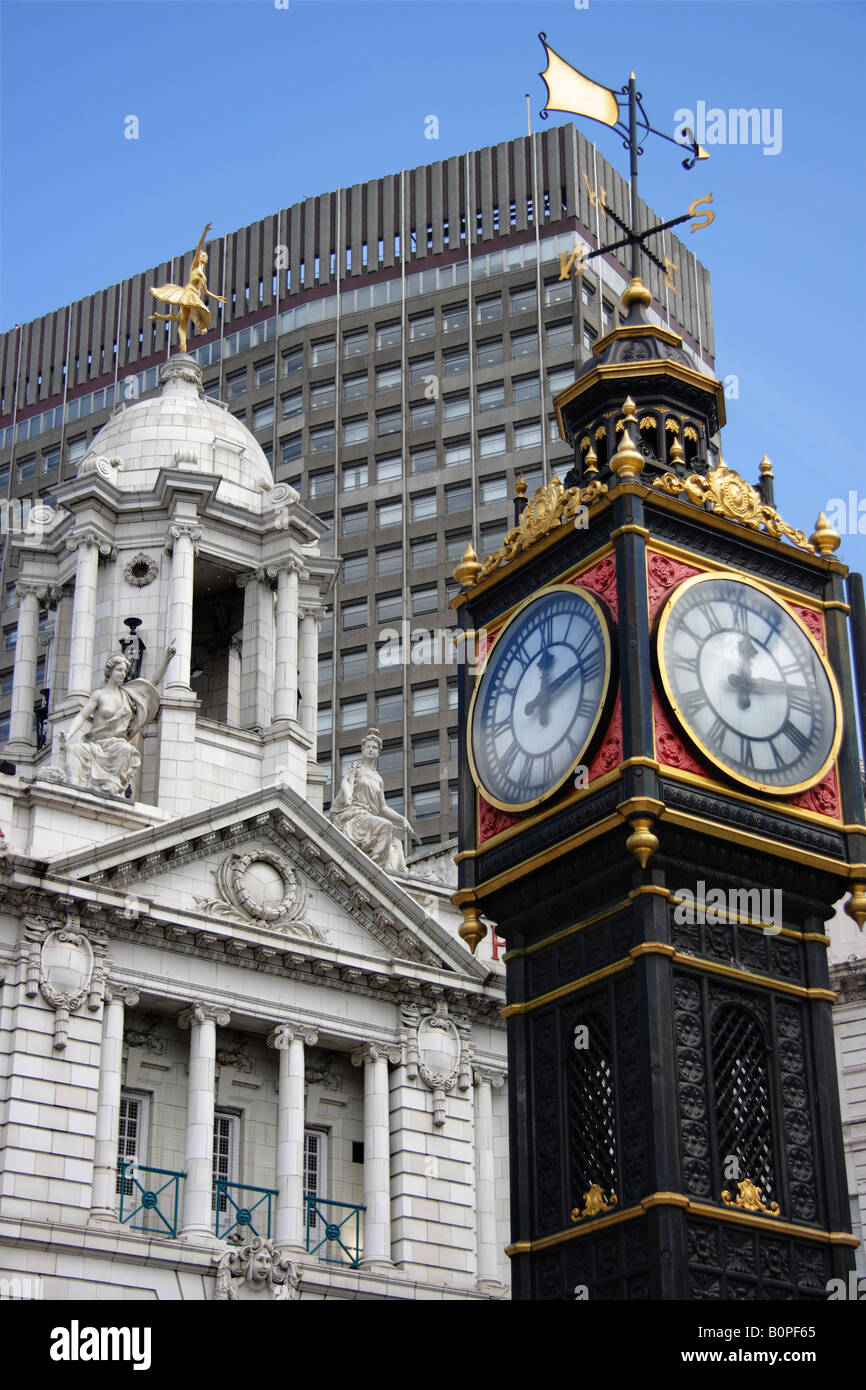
left=451, top=278, right=864, bottom=1300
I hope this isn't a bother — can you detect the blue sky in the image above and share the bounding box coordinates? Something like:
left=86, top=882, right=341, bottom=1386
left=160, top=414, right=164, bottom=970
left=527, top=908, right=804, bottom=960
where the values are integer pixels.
left=1, top=0, right=865, bottom=572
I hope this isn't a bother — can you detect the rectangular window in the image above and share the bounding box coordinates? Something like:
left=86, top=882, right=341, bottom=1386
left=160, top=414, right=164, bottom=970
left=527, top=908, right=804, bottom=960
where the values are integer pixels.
left=476, top=338, right=503, bottom=369
left=476, top=295, right=502, bottom=324
left=445, top=530, right=470, bottom=562
left=310, top=381, right=335, bottom=411
left=412, top=684, right=439, bottom=716
left=343, top=462, right=368, bottom=490
left=444, top=438, right=470, bottom=468
left=342, top=506, right=368, bottom=535
left=377, top=454, right=402, bottom=483
left=449, top=783, right=458, bottom=814
left=511, top=330, right=538, bottom=359
left=442, top=303, right=468, bottom=333
left=376, top=322, right=401, bottom=350
left=340, top=696, right=368, bottom=729
left=340, top=746, right=362, bottom=776
left=410, top=400, right=436, bottom=430
left=310, top=425, right=335, bottom=453
left=226, top=369, right=247, bottom=398
left=42, top=445, right=61, bottom=472
left=409, top=355, right=434, bottom=386
left=513, top=375, right=540, bottom=404
left=377, top=499, right=402, bottom=528
left=479, top=429, right=505, bottom=458
left=343, top=373, right=367, bottom=401
left=602, top=300, right=615, bottom=331
left=583, top=323, right=598, bottom=351
left=343, top=552, right=368, bottom=584
left=515, top=420, right=542, bottom=450
left=309, top=470, right=334, bottom=497
left=544, top=277, right=571, bottom=307
left=282, top=389, right=302, bottom=420
left=413, top=733, right=440, bottom=766
left=343, top=416, right=368, bottom=446
left=378, top=742, right=403, bottom=775
left=254, top=359, right=276, bottom=388
left=478, top=382, right=504, bottom=413
left=304, top=1130, right=326, bottom=1230
left=67, top=435, right=88, bottom=463
left=445, top=483, right=471, bottom=513
left=413, top=786, right=441, bottom=819
left=342, top=598, right=369, bottom=629
left=212, top=1113, right=238, bottom=1216
left=411, top=491, right=437, bottom=521
left=520, top=464, right=544, bottom=493
left=377, top=690, right=402, bottom=724
left=377, top=637, right=402, bottom=670
left=311, top=338, right=336, bottom=365
left=409, top=313, right=435, bottom=342
left=17, top=456, right=36, bottom=482
left=318, top=704, right=332, bottom=734
left=385, top=789, right=404, bottom=814
left=282, top=346, right=303, bottom=375
left=443, top=347, right=468, bottom=377
left=411, top=584, right=438, bottom=615
left=410, top=445, right=437, bottom=474
left=480, top=474, right=507, bottom=505
left=377, top=409, right=401, bottom=437
left=343, top=330, right=367, bottom=358
left=444, top=392, right=470, bottom=421
left=581, top=280, right=596, bottom=307
left=116, top=1092, right=146, bottom=1198
left=510, top=285, right=537, bottom=315
left=252, top=402, right=274, bottom=431
left=411, top=536, right=437, bottom=568
left=376, top=365, right=401, bottom=393
left=549, top=415, right=561, bottom=441
left=548, top=367, right=573, bottom=395
left=281, top=433, right=302, bottom=463
left=376, top=591, right=403, bottom=623
left=447, top=679, right=459, bottom=709
left=547, top=320, right=574, bottom=350
left=481, top=520, right=508, bottom=552
left=376, top=544, right=402, bottom=574
left=318, top=656, right=332, bottom=686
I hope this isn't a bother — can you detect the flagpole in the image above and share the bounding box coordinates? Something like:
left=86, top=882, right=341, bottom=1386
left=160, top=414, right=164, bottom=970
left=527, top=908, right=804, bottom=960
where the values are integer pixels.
left=628, top=71, right=639, bottom=279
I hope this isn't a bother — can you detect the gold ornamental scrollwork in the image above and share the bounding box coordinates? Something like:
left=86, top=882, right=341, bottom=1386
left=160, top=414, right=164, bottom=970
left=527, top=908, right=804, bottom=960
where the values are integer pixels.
left=653, top=460, right=814, bottom=553
left=720, top=1177, right=780, bottom=1217
left=470, top=476, right=608, bottom=585
left=570, top=1183, right=618, bottom=1222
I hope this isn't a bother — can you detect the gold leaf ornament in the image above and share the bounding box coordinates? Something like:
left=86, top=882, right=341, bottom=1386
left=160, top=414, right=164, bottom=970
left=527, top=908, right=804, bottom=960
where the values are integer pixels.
left=653, top=460, right=814, bottom=552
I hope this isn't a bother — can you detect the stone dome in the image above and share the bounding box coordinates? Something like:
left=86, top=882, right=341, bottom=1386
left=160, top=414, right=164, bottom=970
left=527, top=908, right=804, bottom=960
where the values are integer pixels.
left=80, top=355, right=273, bottom=509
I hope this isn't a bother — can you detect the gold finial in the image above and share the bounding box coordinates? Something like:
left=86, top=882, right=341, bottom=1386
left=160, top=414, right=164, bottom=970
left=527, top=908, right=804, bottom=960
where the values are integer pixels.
left=458, top=905, right=487, bottom=954
left=809, top=512, right=841, bottom=556
left=453, top=541, right=482, bottom=588
left=149, top=223, right=227, bottom=355
left=610, top=425, right=643, bottom=480
left=584, top=444, right=599, bottom=477
left=759, top=453, right=774, bottom=477
left=669, top=436, right=684, bottom=466
left=622, top=396, right=638, bottom=424
left=515, top=474, right=528, bottom=497
left=621, top=276, right=652, bottom=309
left=626, top=817, right=658, bottom=868
left=845, top=883, right=866, bottom=931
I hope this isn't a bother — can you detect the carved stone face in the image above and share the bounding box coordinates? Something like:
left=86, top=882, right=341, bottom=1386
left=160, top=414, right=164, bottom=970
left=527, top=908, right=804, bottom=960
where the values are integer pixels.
left=361, top=736, right=381, bottom=759
left=248, top=1249, right=272, bottom=1286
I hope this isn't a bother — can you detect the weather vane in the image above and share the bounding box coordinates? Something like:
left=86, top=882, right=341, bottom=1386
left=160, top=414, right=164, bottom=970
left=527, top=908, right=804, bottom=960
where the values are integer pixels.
left=149, top=222, right=227, bottom=355
left=538, top=35, right=713, bottom=288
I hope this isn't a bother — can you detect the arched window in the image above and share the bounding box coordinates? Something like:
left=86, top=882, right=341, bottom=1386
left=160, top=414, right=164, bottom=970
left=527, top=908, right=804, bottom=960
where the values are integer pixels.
left=711, top=1003, right=776, bottom=1202
left=567, top=1013, right=617, bottom=1204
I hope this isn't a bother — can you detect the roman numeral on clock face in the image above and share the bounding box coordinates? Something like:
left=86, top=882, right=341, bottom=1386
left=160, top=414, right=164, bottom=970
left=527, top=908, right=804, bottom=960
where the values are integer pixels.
left=780, top=719, right=812, bottom=756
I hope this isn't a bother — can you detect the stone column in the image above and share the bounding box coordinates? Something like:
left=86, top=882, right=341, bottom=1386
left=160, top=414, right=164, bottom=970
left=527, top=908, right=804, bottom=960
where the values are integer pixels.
left=238, top=568, right=276, bottom=730
left=267, top=1020, right=318, bottom=1249
left=298, top=606, right=324, bottom=738
left=271, top=560, right=304, bottom=724
left=178, top=1001, right=229, bottom=1239
left=226, top=634, right=242, bottom=726
left=352, top=1042, right=401, bottom=1269
left=164, top=523, right=201, bottom=694
left=90, top=983, right=140, bottom=1222
left=66, top=531, right=109, bottom=701
left=7, top=580, right=45, bottom=750
left=473, top=1066, right=507, bottom=1294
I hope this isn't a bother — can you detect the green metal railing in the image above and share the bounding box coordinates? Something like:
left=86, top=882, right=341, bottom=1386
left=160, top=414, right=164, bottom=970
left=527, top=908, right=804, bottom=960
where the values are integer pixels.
left=214, top=1181, right=278, bottom=1240
left=305, top=1196, right=365, bottom=1268
left=117, top=1161, right=185, bottom=1238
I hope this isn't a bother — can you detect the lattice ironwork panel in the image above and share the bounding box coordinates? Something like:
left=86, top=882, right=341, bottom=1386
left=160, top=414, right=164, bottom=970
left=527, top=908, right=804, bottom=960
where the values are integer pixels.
left=711, top=1004, right=776, bottom=1201
left=567, top=1013, right=617, bottom=1204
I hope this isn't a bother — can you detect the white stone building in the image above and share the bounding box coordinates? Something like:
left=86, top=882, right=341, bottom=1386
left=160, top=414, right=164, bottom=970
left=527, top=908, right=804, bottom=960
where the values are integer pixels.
left=0, top=358, right=508, bottom=1301
left=829, top=903, right=866, bottom=1282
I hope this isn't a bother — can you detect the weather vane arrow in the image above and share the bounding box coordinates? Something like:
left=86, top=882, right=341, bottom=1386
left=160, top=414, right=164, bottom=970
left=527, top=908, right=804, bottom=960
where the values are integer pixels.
left=537, top=34, right=713, bottom=284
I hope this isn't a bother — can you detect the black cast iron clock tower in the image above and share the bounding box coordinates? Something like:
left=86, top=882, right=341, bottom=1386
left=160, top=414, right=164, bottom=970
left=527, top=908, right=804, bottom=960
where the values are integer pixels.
left=451, top=276, right=864, bottom=1300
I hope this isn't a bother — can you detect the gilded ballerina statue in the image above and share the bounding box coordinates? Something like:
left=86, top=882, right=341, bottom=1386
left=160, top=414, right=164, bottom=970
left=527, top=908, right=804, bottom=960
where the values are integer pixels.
left=149, top=223, right=226, bottom=353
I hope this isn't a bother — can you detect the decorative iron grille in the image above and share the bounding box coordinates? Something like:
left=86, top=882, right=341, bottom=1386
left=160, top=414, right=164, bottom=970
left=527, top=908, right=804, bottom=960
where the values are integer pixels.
left=711, top=1004, right=776, bottom=1200
left=567, top=1013, right=617, bottom=1203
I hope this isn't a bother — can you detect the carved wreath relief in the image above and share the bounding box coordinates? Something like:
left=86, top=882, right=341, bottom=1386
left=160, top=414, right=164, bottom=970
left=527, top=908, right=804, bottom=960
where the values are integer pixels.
left=193, top=847, right=327, bottom=942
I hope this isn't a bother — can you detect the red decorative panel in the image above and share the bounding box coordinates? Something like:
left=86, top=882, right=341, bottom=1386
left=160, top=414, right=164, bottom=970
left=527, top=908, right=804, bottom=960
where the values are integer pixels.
left=787, top=601, right=826, bottom=653
left=572, top=555, right=618, bottom=621
left=790, top=767, right=840, bottom=819
left=588, top=693, right=623, bottom=781
left=653, top=694, right=707, bottom=776
left=646, top=551, right=703, bottom=625
left=478, top=793, right=521, bottom=844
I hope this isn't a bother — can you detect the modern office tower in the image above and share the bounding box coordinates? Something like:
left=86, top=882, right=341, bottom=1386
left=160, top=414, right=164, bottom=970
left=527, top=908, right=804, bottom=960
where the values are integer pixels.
left=0, top=125, right=714, bottom=844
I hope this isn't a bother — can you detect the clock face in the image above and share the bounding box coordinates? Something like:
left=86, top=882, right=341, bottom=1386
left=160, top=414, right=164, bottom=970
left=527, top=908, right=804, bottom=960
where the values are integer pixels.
left=656, top=573, right=841, bottom=795
left=469, top=584, right=613, bottom=812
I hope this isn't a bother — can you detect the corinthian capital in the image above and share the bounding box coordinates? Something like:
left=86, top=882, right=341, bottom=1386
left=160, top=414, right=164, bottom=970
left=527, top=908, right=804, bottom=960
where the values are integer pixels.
left=267, top=1021, right=318, bottom=1050
left=164, top=523, right=202, bottom=556
left=299, top=605, right=327, bottom=625
left=351, top=1041, right=402, bottom=1068
left=178, top=1001, right=231, bottom=1029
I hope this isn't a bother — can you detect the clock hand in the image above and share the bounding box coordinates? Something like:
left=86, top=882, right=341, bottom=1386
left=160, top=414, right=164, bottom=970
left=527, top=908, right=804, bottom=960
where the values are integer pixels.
left=545, top=661, right=585, bottom=699
left=524, top=650, right=555, bottom=724
left=728, top=635, right=759, bottom=709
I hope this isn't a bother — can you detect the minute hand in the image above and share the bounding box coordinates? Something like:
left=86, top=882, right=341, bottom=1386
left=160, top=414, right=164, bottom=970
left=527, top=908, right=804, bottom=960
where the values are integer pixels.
left=728, top=675, right=810, bottom=697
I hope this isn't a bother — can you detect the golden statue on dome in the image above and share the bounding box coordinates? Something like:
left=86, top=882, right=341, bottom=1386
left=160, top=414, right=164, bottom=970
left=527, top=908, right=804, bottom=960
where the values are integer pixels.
left=149, top=222, right=226, bottom=354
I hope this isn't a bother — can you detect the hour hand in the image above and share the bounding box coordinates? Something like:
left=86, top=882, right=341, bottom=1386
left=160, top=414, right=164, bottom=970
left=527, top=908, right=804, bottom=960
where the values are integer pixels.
left=524, top=650, right=555, bottom=723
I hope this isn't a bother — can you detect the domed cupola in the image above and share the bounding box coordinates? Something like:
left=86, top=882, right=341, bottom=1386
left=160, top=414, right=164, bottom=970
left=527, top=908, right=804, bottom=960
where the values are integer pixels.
left=554, top=277, right=726, bottom=487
